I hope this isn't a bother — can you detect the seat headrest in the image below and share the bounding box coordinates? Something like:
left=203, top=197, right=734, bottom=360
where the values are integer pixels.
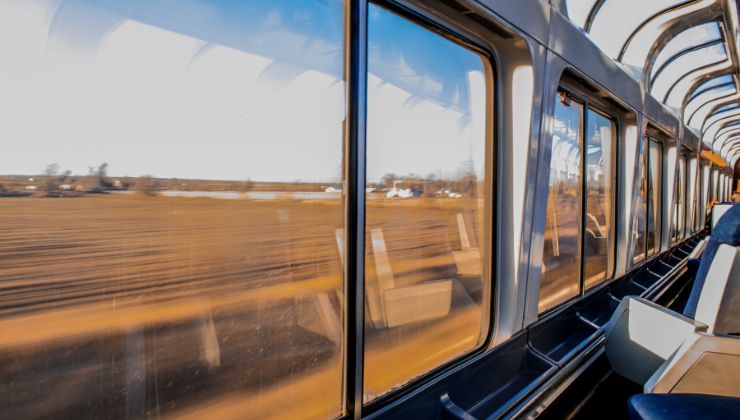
left=713, top=204, right=740, bottom=246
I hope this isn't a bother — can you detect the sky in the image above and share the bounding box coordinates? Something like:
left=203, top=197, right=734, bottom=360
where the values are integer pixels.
left=0, top=0, right=487, bottom=183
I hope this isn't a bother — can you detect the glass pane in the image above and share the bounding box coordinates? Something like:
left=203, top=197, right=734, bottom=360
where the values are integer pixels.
left=647, top=140, right=663, bottom=255
left=681, top=156, right=694, bottom=237
left=685, top=84, right=736, bottom=129
left=667, top=65, right=733, bottom=110
left=633, top=138, right=648, bottom=264
left=689, top=74, right=734, bottom=101
left=583, top=110, right=614, bottom=289
left=673, top=158, right=685, bottom=242
left=651, top=23, right=722, bottom=79
left=0, top=0, right=346, bottom=418
left=680, top=157, right=687, bottom=238
left=565, top=0, right=599, bottom=28
left=705, top=110, right=740, bottom=136
left=651, top=43, right=727, bottom=102
left=364, top=4, right=489, bottom=401
left=714, top=103, right=740, bottom=115
left=589, top=0, right=686, bottom=58
left=539, top=97, right=583, bottom=312
left=693, top=158, right=702, bottom=231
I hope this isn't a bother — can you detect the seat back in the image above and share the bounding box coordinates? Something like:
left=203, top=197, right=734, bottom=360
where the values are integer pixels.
left=694, top=244, right=740, bottom=334
left=684, top=204, right=740, bottom=327
left=711, top=204, right=734, bottom=231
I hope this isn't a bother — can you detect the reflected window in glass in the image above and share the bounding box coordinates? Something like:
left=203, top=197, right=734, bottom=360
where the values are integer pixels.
left=539, top=96, right=583, bottom=312
left=647, top=139, right=663, bottom=255
left=633, top=137, right=648, bottom=264
left=363, top=3, right=491, bottom=401
left=583, top=110, right=615, bottom=289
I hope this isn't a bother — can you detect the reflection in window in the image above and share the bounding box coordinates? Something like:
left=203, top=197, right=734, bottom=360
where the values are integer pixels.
left=540, top=97, right=583, bottom=312
left=647, top=140, right=663, bottom=255
left=687, top=156, right=696, bottom=236
left=679, top=155, right=688, bottom=238
left=0, top=0, right=347, bottom=418
left=633, top=137, right=662, bottom=261
left=673, top=156, right=686, bottom=242
left=583, top=110, right=615, bottom=289
left=632, top=138, right=648, bottom=264
left=364, top=4, right=489, bottom=401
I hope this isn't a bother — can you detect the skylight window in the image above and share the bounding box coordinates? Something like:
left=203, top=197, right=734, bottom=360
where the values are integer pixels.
left=689, top=74, right=734, bottom=101
left=651, top=22, right=722, bottom=79
left=588, top=0, right=687, bottom=58
left=565, top=0, right=600, bottom=29
left=650, top=43, right=727, bottom=101
left=685, top=84, right=736, bottom=128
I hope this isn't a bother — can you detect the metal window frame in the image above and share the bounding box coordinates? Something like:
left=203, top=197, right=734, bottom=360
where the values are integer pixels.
left=659, top=57, right=728, bottom=103
left=583, top=0, right=607, bottom=33
left=701, top=108, right=740, bottom=134
left=686, top=89, right=737, bottom=127
left=688, top=78, right=734, bottom=102
left=538, top=84, right=620, bottom=315
left=646, top=136, right=664, bottom=257
left=650, top=37, right=724, bottom=86
left=344, top=1, right=368, bottom=417
left=714, top=123, right=740, bottom=140
left=616, top=0, right=696, bottom=62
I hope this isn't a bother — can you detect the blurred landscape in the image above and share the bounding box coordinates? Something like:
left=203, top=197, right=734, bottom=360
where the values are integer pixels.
left=0, top=168, right=484, bottom=419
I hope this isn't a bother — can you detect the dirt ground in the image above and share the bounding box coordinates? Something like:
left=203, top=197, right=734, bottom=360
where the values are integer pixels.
left=0, top=193, right=485, bottom=419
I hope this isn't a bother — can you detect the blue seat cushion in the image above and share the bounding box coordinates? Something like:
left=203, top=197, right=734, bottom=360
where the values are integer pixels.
left=684, top=204, right=740, bottom=318
left=628, top=393, right=740, bottom=420
left=711, top=204, right=740, bottom=245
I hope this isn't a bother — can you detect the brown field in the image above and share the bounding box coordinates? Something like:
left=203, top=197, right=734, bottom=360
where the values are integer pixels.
left=0, top=192, right=485, bottom=419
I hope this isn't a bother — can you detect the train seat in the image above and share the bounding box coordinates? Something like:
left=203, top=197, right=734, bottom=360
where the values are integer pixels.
left=627, top=393, right=740, bottom=420
left=604, top=204, right=740, bottom=385
left=644, top=332, right=740, bottom=397
left=684, top=203, right=740, bottom=325
left=711, top=203, right=735, bottom=231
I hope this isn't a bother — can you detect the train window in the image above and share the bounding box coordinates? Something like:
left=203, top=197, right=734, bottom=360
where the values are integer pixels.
left=583, top=110, right=615, bottom=289
left=701, top=161, right=711, bottom=225
left=678, top=155, right=691, bottom=239
left=0, top=1, right=347, bottom=418
left=540, top=96, right=584, bottom=312
left=689, top=157, right=699, bottom=232
left=632, top=136, right=663, bottom=262
left=540, top=90, right=617, bottom=312
left=673, top=156, right=686, bottom=242
left=632, top=137, right=648, bottom=264
left=363, top=3, right=490, bottom=401
left=647, top=139, right=663, bottom=255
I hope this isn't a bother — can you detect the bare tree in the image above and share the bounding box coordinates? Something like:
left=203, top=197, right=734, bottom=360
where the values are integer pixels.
left=95, top=162, right=112, bottom=189
left=43, top=163, right=70, bottom=193
left=136, top=175, right=158, bottom=196
left=381, top=173, right=397, bottom=189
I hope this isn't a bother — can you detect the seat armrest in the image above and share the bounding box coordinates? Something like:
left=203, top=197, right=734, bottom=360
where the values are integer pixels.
left=687, top=238, right=708, bottom=260
left=646, top=333, right=740, bottom=398
left=604, top=297, right=707, bottom=385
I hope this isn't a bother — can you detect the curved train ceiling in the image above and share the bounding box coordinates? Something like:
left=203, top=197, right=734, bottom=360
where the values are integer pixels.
left=560, top=0, right=740, bottom=168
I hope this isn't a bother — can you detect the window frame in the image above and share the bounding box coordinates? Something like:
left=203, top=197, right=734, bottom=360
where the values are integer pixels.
left=538, top=83, right=619, bottom=315
left=360, top=0, right=499, bottom=412
left=645, top=136, right=664, bottom=257
left=628, top=132, right=665, bottom=267
left=633, top=135, right=649, bottom=265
